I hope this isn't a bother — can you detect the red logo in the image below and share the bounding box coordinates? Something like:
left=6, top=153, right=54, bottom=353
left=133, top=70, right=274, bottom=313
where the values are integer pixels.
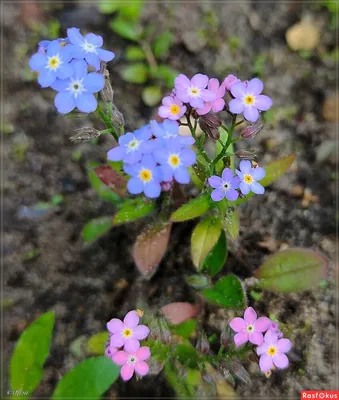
left=301, top=391, right=339, bottom=399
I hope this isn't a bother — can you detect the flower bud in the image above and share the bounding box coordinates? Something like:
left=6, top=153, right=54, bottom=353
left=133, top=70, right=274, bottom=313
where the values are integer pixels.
left=100, top=68, right=114, bottom=103
left=231, top=361, right=251, bottom=384
left=198, top=112, right=222, bottom=140
left=241, top=121, right=264, bottom=139
left=201, top=370, right=215, bottom=386
left=235, top=148, right=258, bottom=160
left=111, top=107, right=125, bottom=132
left=69, top=127, right=101, bottom=143
left=148, top=359, right=164, bottom=375
left=196, top=333, right=210, bottom=354
left=159, top=319, right=171, bottom=344
left=220, top=325, right=232, bottom=347
left=149, top=321, right=161, bottom=341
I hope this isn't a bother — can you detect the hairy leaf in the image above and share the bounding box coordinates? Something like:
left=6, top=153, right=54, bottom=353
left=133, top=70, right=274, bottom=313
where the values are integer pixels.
left=113, top=199, right=155, bottom=225
left=171, top=194, right=211, bottom=222
left=200, top=231, right=227, bottom=276
left=82, top=217, right=112, bottom=243
left=121, top=63, right=148, bottom=84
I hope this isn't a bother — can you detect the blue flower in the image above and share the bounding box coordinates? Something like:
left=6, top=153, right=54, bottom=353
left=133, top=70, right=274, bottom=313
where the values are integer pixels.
left=124, top=155, right=162, bottom=199
left=154, top=137, right=196, bottom=184
left=29, top=40, right=73, bottom=88
left=208, top=168, right=240, bottom=201
left=107, top=125, right=154, bottom=164
left=150, top=119, right=195, bottom=147
left=67, top=27, right=115, bottom=71
left=235, top=160, right=266, bottom=195
left=52, top=59, right=104, bottom=114
left=38, top=38, right=69, bottom=53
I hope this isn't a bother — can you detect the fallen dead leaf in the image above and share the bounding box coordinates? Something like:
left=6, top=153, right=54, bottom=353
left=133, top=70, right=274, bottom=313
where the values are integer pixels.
left=286, top=19, right=320, bottom=51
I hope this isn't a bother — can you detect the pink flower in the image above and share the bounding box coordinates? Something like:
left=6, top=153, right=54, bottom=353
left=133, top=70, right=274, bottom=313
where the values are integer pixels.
left=196, top=78, right=225, bottom=115
left=223, top=74, right=241, bottom=91
left=158, top=96, right=187, bottom=120
left=105, top=344, right=118, bottom=358
left=107, top=310, right=150, bottom=352
left=268, top=321, right=283, bottom=338
left=229, top=307, right=271, bottom=347
left=113, top=347, right=151, bottom=381
left=257, top=330, right=292, bottom=373
left=174, top=73, right=216, bottom=109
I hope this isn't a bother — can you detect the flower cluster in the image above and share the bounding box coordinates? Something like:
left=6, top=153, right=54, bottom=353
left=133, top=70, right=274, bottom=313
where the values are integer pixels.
left=29, top=28, right=115, bottom=114
left=106, top=310, right=151, bottom=381
left=107, top=119, right=196, bottom=198
left=230, top=307, right=292, bottom=374
left=158, top=73, right=272, bottom=123
left=208, top=160, right=266, bottom=202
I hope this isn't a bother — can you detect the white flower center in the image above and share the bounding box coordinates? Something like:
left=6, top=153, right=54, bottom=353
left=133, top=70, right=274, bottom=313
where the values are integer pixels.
left=246, top=324, right=254, bottom=333
left=82, top=40, right=97, bottom=54
left=222, top=181, right=231, bottom=192
left=46, top=54, right=62, bottom=71
left=243, top=93, right=255, bottom=106
left=126, top=138, right=142, bottom=153
left=66, top=78, right=87, bottom=98
left=188, top=86, right=201, bottom=97
left=127, top=355, right=138, bottom=365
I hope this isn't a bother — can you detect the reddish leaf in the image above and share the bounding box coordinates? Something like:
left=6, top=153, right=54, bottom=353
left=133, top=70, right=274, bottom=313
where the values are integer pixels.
left=161, top=302, right=200, bottom=325
left=93, top=165, right=127, bottom=197
left=132, top=222, right=172, bottom=278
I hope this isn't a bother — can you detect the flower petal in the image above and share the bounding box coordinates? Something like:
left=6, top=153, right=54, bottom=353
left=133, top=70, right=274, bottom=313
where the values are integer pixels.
left=97, top=48, right=115, bottom=62
left=174, top=167, right=190, bottom=184
left=222, top=168, right=233, bottom=182
left=276, top=338, right=292, bottom=353
left=225, top=188, right=239, bottom=201
left=85, top=33, right=103, bottom=47
left=158, top=106, right=170, bottom=118
left=230, top=82, right=246, bottom=98
left=136, top=346, right=151, bottom=361
left=196, top=103, right=211, bottom=116
left=124, top=339, right=140, bottom=352
left=67, top=27, right=84, bottom=45
left=134, top=325, right=150, bottom=340
left=244, top=307, right=257, bottom=324
left=124, top=310, right=140, bottom=328
left=208, top=176, right=223, bottom=189
left=201, top=89, right=217, bottom=102
left=239, top=160, right=252, bottom=173
left=175, top=74, right=190, bottom=89
left=252, top=167, right=266, bottom=181
left=127, top=177, right=143, bottom=195
left=85, top=53, right=101, bottom=71
left=264, top=330, right=278, bottom=345
left=250, top=181, right=265, bottom=195
left=29, top=53, right=46, bottom=71
left=254, top=317, right=271, bottom=332
left=248, top=331, right=264, bottom=346
left=229, top=99, right=245, bottom=114
left=110, top=333, right=125, bottom=348
left=144, top=182, right=161, bottom=198
left=239, top=182, right=250, bottom=195
left=273, top=353, right=289, bottom=369
left=70, top=59, right=88, bottom=79
left=189, top=97, right=204, bottom=109
left=247, top=78, right=264, bottom=95
left=134, top=361, right=149, bottom=376
left=83, top=72, right=105, bottom=93
left=244, top=106, right=260, bottom=123
left=112, top=350, right=128, bottom=366
left=57, top=63, right=73, bottom=80
left=234, top=331, right=249, bottom=347
left=76, top=93, right=97, bottom=113
left=107, top=146, right=124, bottom=162
left=120, top=364, right=135, bottom=381
left=180, top=149, right=196, bottom=167
left=257, top=343, right=269, bottom=356
left=229, top=317, right=246, bottom=332
left=211, top=188, right=225, bottom=202
left=211, top=98, right=225, bottom=113
left=191, top=73, right=208, bottom=88
left=38, top=70, right=56, bottom=88
left=107, top=318, right=123, bottom=333
left=54, top=92, right=75, bottom=114
left=255, top=95, right=272, bottom=111
left=259, top=354, right=273, bottom=372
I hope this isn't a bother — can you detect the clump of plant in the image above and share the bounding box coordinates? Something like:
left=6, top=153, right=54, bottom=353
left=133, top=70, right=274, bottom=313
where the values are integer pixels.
left=8, top=26, right=329, bottom=398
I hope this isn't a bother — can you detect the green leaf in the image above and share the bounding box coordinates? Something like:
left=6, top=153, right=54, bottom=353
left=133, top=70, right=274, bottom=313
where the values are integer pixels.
left=86, top=332, right=108, bottom=355
left=165, top=363, right=194, bottom=397
left=202, top=275, right=246, bottom=309
left=185, top=274, right=210, bottom=289
left=171, top=194, right=211, bottom=222
left=121, top=63, right=148, bottom=84
left=88, top=165, right=121, bottom=204
left=152, top=31, right=173, bottom=58
left=98, top=0, right=119, bottom=14
left=110, top=16, right=142, bottom=41
left=153, top=65, right=179, bottom=88
left=222, top=208, right=239, bottom=239
left=119, top=0, right=144, bottom=21
left=170, top=319, right=197, bottom=338
left=200, top=231, right=227, bottom=276
left=188, top=166, right=204, bottom=190
left=255, top=248, right=329, bottom=292
left=113, top=199, right=154, bottom=225
left=175, top=343, right=199, bottom=368
left=235, top=154, right=296, bottom=205
left=82, top=217, right=112, bottom=243
left=191, top=215, right=222, bottom=268
left=141, top=86, right=163, bottom=107
left=10, top=312, right=55, bottom=398
left=125, top=46, right=146, bottom=61
left=52, top=357, right=119, bottom=399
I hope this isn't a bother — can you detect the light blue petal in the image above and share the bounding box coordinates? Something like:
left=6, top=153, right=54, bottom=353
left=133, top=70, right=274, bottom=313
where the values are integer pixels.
left=70, top=59, right=88, bottom=79
left=135, top=125, right=151, bottom=141
left=142, top=154, right=156, bottom=169
left=180, top=148, right=196, bottom=167
left=163, top=119, right=179, bottom=135
left=161, top=165, right=173, bottom=182
left=211, top=189, right=225, bottom=202
left=179, top=136, right=195, bottom=146
left=153, top=148, right=168, bottom=165
left=60, top=44, right=73, bottom=63
left=123, top=163, right=138, bottom=176
left=250, top=182, right=265, bottom=195
left=225, top=189, right=239, bottom=201
left=107, top=146, right=124, bottom=162
left=46, top=40, right=61, bottom=56
left=76, top=93, right=97, bottom=113
left=38, top=69, right=56, bottom=88
left=174, top=167, right=190, bottom=184
left=57, top=63, right=73, bottom=80
left=119, top=132, right=134, bottom=146
left=97, top=48, right=115, bottom=62
left=231, top=176, right=241, bottom=189
left=67, top=27, right=84, bottom=45
left=85, top=53, right=100, bottom=71
left=124, top=150, right=142, bottom=164
left=69, top=44, right=86, bottom=59
left=51, top=78, right=70, bottom=92
left=127, top=177, right=143, bottom=195
left=141, top=140, right=156, bottom=154
left=144, top=182, right=161, bottom=198
left=29, top=53, right=46, bottom=71
left=150, top=120, right=164, bottom=138
left=83, top=72, right=104, bottom=93
left=85, top=33, right=103, bottom=47
left=208, top=176, right=223, bottom=189
left=239, top=181, right=250, bottom=195
left=39, top=40, right=51, bottom=50
left=54, top=92, right=75, bottom=114
left=239, top=160, right=252, bottom=174
left=252, top=167, right=266, bottom=181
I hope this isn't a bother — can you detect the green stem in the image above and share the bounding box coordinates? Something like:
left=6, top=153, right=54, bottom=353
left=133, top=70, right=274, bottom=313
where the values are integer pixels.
left=213, top=118, right=236, bottom=167
left=235, top=119, right=245, bottom=127
left=186, top=115, right=210, bottom=164
left=97, top=106, right=119, bottom=142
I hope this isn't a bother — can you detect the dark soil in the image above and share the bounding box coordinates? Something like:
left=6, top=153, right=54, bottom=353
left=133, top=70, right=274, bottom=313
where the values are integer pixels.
left=3, top=2, right=337, bottom=399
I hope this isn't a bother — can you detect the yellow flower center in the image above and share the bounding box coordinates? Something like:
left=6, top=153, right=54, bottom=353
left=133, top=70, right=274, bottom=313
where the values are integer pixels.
left=244, top=95, right=254, bottom=105
left=244, top=174, right=253, bottom=184
left=48, top=56, right=60, bottom=69
left=267, top=346, right=277, bottom=356
left=128, top=140, right=138, bottom=149
left=60, top=41, right=68, bottom=47
left=170, top=104, right=180, bottom=115
left=169, top=154, right=180, bottom=167
left=139, top=169, right=152, bottom=182
left=189, top=87, right=200, bottom=96
left=122, top=328, right=133, bottom=338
